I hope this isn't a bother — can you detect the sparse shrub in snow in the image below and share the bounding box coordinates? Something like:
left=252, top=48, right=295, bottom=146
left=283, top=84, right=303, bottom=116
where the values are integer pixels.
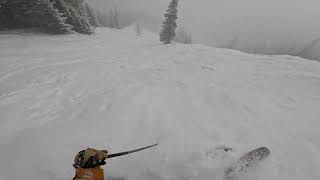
left=96, top=10, right=109, bottom=27
left=109, top=7, right=120, bottom=29
left=94, top=7, right=120, bottom=29
left=296, top=38, right=320, bottom=61
left=174, top=28, right=192, bottom=44
left=135, top=22, right=142, bottom=37
left=220, top=36, right=239, bottom=49
left=160, top=0, right=178, bottom=44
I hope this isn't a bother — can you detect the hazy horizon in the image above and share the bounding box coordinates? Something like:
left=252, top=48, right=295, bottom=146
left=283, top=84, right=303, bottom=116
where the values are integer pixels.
left=90, top=0, right=320, bottom=58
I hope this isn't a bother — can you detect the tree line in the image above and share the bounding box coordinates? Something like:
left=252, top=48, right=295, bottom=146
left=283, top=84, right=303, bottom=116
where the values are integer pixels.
left=0, top=0, right=122, bottom=34
left=0, top=0, right=192, bottom=45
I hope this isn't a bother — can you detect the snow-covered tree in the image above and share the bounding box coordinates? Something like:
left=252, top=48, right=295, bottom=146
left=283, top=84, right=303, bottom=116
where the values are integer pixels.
left=0, top=0, right=13, bottom=29
left=44, top=0, right=73, bottom=34
left=65, top=6, right=93, bottom=34
left=0, top=0, right=98, bottom=34
left=5, top=0, right=72, bottom=34
left=54, top=0, right=93, bottom=34
left=160, top=0, right=178, bottom=44
left=84, top=2, right=99, bottom=27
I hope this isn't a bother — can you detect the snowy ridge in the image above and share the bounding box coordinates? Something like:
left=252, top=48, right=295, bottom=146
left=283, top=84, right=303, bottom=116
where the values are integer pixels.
left=0, top=27, right=320, bottom=180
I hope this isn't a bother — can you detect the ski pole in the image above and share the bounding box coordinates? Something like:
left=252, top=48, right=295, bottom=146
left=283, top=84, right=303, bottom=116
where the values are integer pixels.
left=107, top=143, right=158, bottom=159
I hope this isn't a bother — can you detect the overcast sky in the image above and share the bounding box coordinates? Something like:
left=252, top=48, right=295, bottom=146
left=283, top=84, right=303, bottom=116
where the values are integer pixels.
left=91, top=0, right=320, bottom=54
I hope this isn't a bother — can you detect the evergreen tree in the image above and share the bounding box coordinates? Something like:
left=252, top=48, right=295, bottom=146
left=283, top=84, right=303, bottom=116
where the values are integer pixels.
left=6, top=0, right=72, bottom=34
left=84, top=2, right=99, bottom=26
left=0, top=0, right=8, bottom=7
left=65, top=6, right=93, bottom=34
left=54, top=0, right=93, bottom=34
left=1, top=0, right=97, bottom=34
left=45, top=0, right=72, bottom=34
left=160, top=0, right=178, bottom=44
left=0, top=0, right=13, bottom=29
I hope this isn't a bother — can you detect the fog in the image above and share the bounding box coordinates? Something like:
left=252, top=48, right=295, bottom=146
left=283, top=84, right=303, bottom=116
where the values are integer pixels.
left=91, top=0, right=320, bottom=59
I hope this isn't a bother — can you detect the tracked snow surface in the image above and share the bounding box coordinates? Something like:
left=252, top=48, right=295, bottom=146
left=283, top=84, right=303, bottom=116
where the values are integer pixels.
left=0, top=28, right=320, bottom=180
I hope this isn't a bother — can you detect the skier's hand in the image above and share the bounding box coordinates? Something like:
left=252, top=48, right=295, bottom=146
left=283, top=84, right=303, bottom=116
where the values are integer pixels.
left=98, top=160, right=106, bottom=166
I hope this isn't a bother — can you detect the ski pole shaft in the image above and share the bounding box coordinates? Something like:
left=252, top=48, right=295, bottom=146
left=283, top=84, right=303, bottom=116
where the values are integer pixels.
left=107, top=143, right=158, bottom=159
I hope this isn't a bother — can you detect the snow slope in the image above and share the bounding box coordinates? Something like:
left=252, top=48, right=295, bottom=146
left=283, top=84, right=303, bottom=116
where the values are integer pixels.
left=0, top=28, right=320, bottom=180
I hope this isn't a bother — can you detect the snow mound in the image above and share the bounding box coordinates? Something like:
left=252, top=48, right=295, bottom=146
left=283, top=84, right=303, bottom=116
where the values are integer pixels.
left=0, top=27, right=320, bottom=180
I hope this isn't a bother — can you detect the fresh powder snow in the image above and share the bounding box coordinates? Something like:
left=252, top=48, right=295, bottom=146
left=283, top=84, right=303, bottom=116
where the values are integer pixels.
left=0, top=27, right=320, bottom=180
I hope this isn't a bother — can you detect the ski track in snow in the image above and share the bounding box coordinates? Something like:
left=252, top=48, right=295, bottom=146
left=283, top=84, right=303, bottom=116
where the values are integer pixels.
left=0, top=28, right=320, bottom=180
